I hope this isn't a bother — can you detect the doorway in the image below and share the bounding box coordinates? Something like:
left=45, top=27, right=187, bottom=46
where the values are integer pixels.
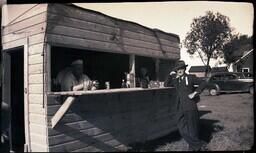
left=2, top=48, right=25, bottom=152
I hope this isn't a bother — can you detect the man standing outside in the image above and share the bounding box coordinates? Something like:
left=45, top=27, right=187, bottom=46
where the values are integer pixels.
left=164, top=60, right=208, bottom=151
left=56, top=59, right=92, bottom=91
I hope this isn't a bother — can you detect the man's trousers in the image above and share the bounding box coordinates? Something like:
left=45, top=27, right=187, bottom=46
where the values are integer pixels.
left=177, top=110, right=205, bottom=151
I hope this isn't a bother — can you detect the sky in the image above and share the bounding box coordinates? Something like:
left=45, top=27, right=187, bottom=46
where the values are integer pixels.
left=74, top=1, right=254, bottom=69
left=2, top=2, right=254, bottom=70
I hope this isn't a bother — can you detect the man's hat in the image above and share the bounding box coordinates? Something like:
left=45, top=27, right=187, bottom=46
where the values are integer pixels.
left=173, top=60, right=188, bottom=71
left=71, top=59, right=83, bottom=66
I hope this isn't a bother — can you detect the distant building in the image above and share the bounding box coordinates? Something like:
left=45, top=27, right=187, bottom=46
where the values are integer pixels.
left=188, top=65, right=211, bottom=77
left=232, top=49, right=253, bottom=73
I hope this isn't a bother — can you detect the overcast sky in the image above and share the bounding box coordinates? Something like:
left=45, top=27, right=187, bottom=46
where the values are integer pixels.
left=75, top=1, right=253, bottom=68
left=2, top=2, right=254, bottom=69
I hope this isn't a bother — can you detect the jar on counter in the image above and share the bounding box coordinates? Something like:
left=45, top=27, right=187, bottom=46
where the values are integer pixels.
left=105, top=81, right=110, bottom=89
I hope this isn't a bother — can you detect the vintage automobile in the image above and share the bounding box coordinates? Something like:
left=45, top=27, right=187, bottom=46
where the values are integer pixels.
left=242, top=72, right=253, bottom=78
left=206, top=72, right=254, bottom=96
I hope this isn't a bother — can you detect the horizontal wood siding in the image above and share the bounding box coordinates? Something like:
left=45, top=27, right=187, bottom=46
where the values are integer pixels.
left=30, top=143, right=48, bottom=152
left=2, top=32, right=46, bottom=50
left=2, top=12, right=47, bottom=36
left=46, top=4, right=180, bottom=60
left=30, top=123, right=48, bottom=136
left=1, top=4, right=49, bottom=152
left=11, top=4, right=48, bottom=24
left=47, top=88, right=178, bottom=152
left=2, top=23, right=46, bottom=44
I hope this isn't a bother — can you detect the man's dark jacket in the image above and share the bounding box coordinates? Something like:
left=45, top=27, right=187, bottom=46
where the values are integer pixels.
left=164, top=74, right=207, bottom=111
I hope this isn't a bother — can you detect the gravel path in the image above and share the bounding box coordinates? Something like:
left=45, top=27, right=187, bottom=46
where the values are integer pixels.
left=130, top=92, right=254, bottom=151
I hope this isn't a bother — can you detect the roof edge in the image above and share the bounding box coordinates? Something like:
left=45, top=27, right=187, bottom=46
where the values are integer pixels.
left=61, top=3, right=180, bottom=41
left=234, top=49, right=253, bottom=64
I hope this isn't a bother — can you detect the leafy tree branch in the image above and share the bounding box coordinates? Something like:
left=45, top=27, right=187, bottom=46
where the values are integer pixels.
left=183, top=11, right=233, bottom=76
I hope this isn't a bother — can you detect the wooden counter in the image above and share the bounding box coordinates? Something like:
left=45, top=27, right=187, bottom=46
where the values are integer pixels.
left=46, top=87, right=178, bottom=152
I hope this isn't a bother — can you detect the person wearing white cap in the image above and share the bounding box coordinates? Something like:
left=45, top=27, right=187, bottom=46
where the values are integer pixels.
left=56, top=59, right=92, bottom=91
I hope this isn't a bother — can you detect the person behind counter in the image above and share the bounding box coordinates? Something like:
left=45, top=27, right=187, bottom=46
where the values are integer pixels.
left=164, top=60, right=208, bottom=151
left=138, top=67, right=150, bottom=88
left=56, top=59, right=93, bottom=91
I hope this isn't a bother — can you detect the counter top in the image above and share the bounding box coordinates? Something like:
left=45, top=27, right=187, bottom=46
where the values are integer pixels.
left=48, top=87, right=173, bottom=96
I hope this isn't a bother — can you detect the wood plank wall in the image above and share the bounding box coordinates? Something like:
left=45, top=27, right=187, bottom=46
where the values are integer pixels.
left=47, top=88, right=178, bottom=152
left=46, top=4, right=180, bottom=60
left=1, top=4, right=49, bottom=152
left=2, top=4, right=180, bottom=152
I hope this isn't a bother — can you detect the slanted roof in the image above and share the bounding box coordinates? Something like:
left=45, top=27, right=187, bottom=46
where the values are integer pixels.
left=46, top=4, right=180, bottom=60
left=70, top=4, right=180, bottom=40
left=234, top=49, right=253, bottom=64
left=189, top=65, right=211, bottom=73
left=1, top=3, right=180, bottom=59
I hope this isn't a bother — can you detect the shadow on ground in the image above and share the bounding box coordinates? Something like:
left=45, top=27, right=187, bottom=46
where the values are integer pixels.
left=128, top=130, right=182, bottom=152
left=129, top=110, right=223, bottom=151
left=199, top=110, right=224, bottom=143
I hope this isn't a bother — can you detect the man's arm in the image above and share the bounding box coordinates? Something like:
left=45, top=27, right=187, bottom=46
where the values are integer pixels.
left=61, top=76, right=75, bottom=91
left=188, top=76, right=209, bottom=99
left=82, top=75, right=92, bottom=90
left=164, top=71, right=176, bottom=87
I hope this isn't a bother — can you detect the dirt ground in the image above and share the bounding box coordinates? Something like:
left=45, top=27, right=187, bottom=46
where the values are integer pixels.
left=130, top=92, right=254, bottom=151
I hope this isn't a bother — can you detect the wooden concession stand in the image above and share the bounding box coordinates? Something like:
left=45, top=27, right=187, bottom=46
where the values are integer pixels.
left=1, top=4, right=180, bottom=152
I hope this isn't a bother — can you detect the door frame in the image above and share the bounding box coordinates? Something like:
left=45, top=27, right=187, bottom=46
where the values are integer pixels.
left=2, top=45, right=30, bottom=152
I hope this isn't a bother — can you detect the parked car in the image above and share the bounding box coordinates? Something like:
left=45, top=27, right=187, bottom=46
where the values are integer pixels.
left=242, top=72, right=253, bottom=79
left=206, top=72, right=254, bottom=96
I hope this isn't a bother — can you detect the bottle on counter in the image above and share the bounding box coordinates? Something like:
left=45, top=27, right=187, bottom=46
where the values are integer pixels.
left=125, top=73, right=131, bottom=88
left=121, top=79, right=127, bottom=88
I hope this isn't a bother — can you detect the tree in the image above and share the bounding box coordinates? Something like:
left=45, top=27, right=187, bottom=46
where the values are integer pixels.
left=183, top=11, right=233, bottom=76
left=223, top=34, right=253, bottom=64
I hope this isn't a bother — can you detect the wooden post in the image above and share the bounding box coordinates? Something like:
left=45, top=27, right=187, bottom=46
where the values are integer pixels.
left=51, top=96, right=76, bottom=128
left=155, top=58, right=160, bottom=81
left=24, top=41, right=31, bottom=152
left=45, top=44, right=51, bottom=92
left=129, top=54, right=135, bottom=88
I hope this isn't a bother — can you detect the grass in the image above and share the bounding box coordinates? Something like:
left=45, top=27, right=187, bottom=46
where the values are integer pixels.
left=129, top=93, right=254, bottom=151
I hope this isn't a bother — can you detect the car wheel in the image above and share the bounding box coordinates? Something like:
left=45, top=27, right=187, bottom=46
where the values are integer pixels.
left=249, top=86, right=254, bottom=94
left=209, top=88, right=217, bottom=96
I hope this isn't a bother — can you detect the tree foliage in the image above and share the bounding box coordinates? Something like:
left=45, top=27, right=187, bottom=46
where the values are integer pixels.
left=183, top=11, right=233, bottom=76
left=223, top=34, right=253, bottom=64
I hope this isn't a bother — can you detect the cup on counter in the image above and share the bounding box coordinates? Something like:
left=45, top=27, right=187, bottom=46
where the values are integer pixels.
left=91, top=80, right=99, bottom=90
left=105, top=81, right=110, bottom=89
left=159, top=82, right=164, bottom=88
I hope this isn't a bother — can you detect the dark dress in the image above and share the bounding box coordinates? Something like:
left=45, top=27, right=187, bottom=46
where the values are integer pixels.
left=164, top=73, right=207, bottom=151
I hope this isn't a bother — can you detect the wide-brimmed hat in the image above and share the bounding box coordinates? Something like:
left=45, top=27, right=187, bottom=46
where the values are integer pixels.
left=173, top=60, right=188, bottom=71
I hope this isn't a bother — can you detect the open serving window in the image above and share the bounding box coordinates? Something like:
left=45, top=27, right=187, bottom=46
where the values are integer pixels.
left=51, top=46, right=130, bottom=91
left=50, top=46, right=178, bottom=92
